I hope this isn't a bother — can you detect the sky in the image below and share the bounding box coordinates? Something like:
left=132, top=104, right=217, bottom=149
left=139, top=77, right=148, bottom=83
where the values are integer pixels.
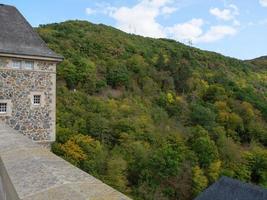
left=1, top=0, right=267, bottom=60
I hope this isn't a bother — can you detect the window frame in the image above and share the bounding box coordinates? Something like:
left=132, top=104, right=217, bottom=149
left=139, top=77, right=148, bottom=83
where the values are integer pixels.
left=11, top=60, right=35, bottom=70
left=0, top=103, right=7, bottom=113
left=33, top=95, right=41, bottom=106
left=24, top=61, right=34, bottom=70
left=12, top=60, right=22, bottom=69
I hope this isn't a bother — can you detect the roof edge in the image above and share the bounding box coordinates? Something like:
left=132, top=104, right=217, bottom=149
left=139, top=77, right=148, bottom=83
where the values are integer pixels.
left=0, top=53, right=64, bottom=62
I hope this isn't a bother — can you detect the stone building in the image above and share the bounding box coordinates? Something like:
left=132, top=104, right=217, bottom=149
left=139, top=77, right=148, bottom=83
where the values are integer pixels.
left=0, top=4, right=63, bottom=142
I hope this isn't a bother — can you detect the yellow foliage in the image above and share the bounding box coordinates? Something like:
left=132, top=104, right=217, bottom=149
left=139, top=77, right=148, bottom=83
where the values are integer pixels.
left=167, top=92, right=175, bottom=104
left=136, top=115, right=153, bottom=128
left=107, top=99, right=118, bottom=111
left=175, top=95, right=183, bottom=102
left=187, top=78, right=209, bottom=95
left=207, top=160, right=222, bottom=183
left=236, top=79, right=247, bottom=88
left=118, top=99, right=134, bottom=113
left=217, top=111, right=229, bottom=124
left=175, top=95, right=188, bottom=105
left=120, top=104, right=131, bottom=114
left=240, top=102, right=255, bottom=120
left=192, top=166, right=208, bottom=197
left=72, top=134, right=94, bottom=144
left=215, top=101, right=229, bottom=111
left=228, top=113, right=243, bottom=129
left=60, top=140, right=87, bottom=165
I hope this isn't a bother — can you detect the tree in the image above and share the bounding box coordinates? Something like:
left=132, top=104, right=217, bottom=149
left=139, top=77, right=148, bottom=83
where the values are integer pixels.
left=244, top=148, right=267, bottom=187
left=203, top=85, right=227, bottom=102
left=105, top=154, right=129, bottom=192
left=191, top=136, right=219, bottom=168
left=190, top=103, right=216, bottom=128
left=59, top=139, right=87, bottom=166
left=107, top=62, right=129, bottom=88
left=207, top=160, right=222, bottom=183
left=192, top=166, right=208, bottom=197
left=57, top=60, right=77, bottom=89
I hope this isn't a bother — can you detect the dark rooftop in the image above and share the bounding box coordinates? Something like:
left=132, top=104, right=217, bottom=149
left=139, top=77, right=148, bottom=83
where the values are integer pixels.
left=0, top=4, right=63, bottom=60
left=195, top=176, right=267, bottom=200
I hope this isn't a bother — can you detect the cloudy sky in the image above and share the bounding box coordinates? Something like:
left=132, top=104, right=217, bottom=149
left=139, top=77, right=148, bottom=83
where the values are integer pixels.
left=2, top=0, right=267, bottom=59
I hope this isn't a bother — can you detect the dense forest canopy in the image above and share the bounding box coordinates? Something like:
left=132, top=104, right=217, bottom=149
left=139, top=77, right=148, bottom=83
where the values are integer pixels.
left=37, top=20, right=267, bottom=200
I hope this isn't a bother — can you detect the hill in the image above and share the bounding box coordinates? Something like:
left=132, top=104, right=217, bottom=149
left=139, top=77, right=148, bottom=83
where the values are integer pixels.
left=37, top=20, right=267, bottom=200
left=247, top=56, right=267, bottom=71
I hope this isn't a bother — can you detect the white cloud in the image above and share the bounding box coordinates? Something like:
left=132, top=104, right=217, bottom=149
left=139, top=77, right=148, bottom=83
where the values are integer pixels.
left=97, top=0, right=238, bottom=43
left=229, top=4, right=239, bottom=15
left=196, top=26, right=237, bottom=43
left=85, top=8, right=96, bottom=15
left=259, top=0, right=267, bottom=7
left=210, top=8, right=233, bottom=21
left=166, top=19, right=204, bottom=42
left=167, top=20, right=237, bottom=43
left=161, top=6, right=177, bottom=15
left=210, top=5, right=239, bottom=21
left=108, top=0, right=175, bottom=38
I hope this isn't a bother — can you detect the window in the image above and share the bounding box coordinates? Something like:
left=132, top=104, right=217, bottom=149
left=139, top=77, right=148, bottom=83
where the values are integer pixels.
left=0, top=103, right=7, bottom=113
left=24, top=61, right=34, bottom=70
left=12, top=60, right=21, bottom=69
left=0, top=58, right=5, bottom=68
left=33, top=95, right=41, bottom=105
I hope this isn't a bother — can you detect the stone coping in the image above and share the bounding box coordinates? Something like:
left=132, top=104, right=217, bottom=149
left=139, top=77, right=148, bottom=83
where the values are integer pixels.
left=0, top=123, right=131, bottom=200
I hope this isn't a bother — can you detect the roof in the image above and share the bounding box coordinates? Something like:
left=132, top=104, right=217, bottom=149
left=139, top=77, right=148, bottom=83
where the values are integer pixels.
left=0, top=4, right=63, bottom=61
left=195, top=176, right=267, bottom=200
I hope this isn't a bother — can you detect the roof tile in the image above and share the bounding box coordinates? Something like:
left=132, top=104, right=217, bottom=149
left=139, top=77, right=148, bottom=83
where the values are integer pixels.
left=0, top=4, right=63, bottom=60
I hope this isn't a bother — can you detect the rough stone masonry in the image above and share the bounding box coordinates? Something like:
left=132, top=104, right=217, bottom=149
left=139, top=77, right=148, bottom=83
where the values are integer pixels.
left=0, top=58, right=57, bottom=141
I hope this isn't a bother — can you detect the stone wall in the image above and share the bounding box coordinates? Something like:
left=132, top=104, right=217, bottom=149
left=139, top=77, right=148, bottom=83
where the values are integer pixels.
left=0, top=57, right=56, bottom=142
left=0, top=123, right=131, bottom=200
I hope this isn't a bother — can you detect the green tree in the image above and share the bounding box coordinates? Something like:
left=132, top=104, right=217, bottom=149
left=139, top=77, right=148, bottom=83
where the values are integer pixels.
left=190, top=103, right=216, bottom=128
left=191, top=136, right=219, bottom=168
left=105, top=154, right=129, bottom=192
left=107, top=62, right=130, bottom=88
left=244, top=148, right=267, bottom=187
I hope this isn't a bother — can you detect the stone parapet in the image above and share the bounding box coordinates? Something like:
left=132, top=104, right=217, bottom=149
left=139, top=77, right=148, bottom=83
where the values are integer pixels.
left=0, top=123, right=131, bottom=200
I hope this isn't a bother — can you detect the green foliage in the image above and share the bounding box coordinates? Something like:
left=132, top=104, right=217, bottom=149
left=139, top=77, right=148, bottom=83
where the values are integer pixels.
left=107, top=62, right=130, bottom=88
left=38, top=20, right=267, bottom=200
left=105, top=154, right=129, bottom=192
left=190, top=103, right=216, bottom=128
left=244, top=148, right=267, bottom=187
left=191, top=135, right=219, bottom=168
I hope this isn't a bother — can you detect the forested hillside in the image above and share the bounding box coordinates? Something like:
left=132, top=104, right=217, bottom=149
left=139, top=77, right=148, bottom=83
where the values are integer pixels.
left=37, top=20, right=267, bottom=200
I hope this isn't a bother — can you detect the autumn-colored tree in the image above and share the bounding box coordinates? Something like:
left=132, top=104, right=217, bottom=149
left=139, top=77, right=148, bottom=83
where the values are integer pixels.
left=192, top=166, right=208, bottom=197
left=207, top=160, right=222, bottom=183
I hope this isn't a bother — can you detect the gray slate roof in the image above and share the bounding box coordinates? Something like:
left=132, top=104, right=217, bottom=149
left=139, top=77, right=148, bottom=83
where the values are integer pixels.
left=195, top=176, right=267, bottom=200
left=0, top=4, right=63, bottom=60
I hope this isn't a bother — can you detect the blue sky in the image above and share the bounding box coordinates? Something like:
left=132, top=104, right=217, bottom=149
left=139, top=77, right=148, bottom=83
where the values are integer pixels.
left=1, top=0, right=267, bottom=60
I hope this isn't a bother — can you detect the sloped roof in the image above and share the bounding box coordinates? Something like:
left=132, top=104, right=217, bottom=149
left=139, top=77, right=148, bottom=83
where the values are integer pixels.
left=195, top=176, right=267, bottom=200
left=0, top=4, right=63, bottom=60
